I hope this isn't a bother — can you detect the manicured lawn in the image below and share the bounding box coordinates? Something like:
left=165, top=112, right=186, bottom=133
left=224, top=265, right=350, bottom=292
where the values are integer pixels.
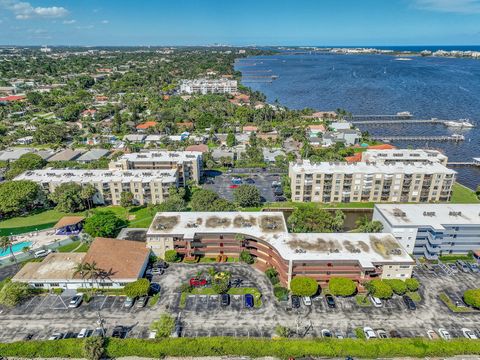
left=450, top=183, right=480, bottom=204
left=56, top=241, right=90, bottom=253
left=439, top=292, right=477, bottom=313
left=227, top=287, right=262, bottom=307
left=407, top=291, right=422, bottom=302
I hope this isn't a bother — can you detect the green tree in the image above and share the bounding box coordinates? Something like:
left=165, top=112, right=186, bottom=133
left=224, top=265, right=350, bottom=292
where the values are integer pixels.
left=366, top=279, right=393, bottom=299
left=0, top=180, right=42, bottom=217
left=233, top=184, right=261, bottom=207
left=265, top=267, right=279, bottom=285
left=405, top=278, right=420, bottom=292
left=83, top=336, right=104, bottom=360
left=189, top=189, right=234, bottom=211
left=226, top=131, right=236, bottom=147
left=463, top=289, right=480, bottom=308
left=290, top=277, right=318, bottom=297
left=5, top=153, right=46, bottom=180
left=0, top=279, right=31, bottom=307
left=211, top=272, right=231, bottom=294
left=83, top=211, right=126, bottom=238
left=239, top=250, right=254, bottom=264
left=150, top=314, right=175, bottom=338
left=274, top=325, right=291, bottom=338
left=33, top=122, right=68, bottom=143
left=354, top=215, right=384, bottom=233
left=80, top=184, right=97, bottom=210
left=48, top=182, right=86, bottom=213
left=385, top=279, right=407, bottom=295
left=287, top=208, right=342, bottom=233
left=164, top=249, right=179, bottom=262
left=120, top=191, right=134, bottom=208
left=328, top=277, right=357, bottom=297
left=124, top=279, right=150, bottom=298
left=0, top=237, right=19, bottom=269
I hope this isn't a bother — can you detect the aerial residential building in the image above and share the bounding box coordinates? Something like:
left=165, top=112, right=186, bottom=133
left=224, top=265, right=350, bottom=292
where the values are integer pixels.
left=109, top=151, right=203, bottom=185
left=361, top=149, right=448, bottom=166
left=14, top=169, right=178, bottom=206
left=146, top=212, right=414, bottom=287
left=76, top=149, right=110, bottom=163
left=179, top=79, right=238, bottom=95
left=12, top=238, right=150, bottom=290
left=373, top=204, right=480, bottom=259
left=289, top=160, right=456, bottom=203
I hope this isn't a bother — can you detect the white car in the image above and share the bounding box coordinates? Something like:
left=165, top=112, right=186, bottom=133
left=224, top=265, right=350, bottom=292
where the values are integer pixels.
left=34, top=249, right=52, bottom=258
left=461, top=328, right=478, bottom=339
left=438, top=328, right=451, bottom=340
left=377, top=329, right=388, bottom=338
left=321, top=329, right=332, bottom=338
left=77, top=328, right=88, bottom=338
left=48, top=333, right=63, bottom=340
left=303, top=296, right=312, bottom=306
left=68, top=294, right=83, bottom=308
left=363, top=327, right=377, bottom=339
left=148, top=330, right=157, bottom=339
left=335, top=331, right=344, bottom=339
left=370, top=296, right=383, bottom=308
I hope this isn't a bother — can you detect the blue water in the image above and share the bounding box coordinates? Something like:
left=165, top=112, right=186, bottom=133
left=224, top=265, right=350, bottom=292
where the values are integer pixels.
left=235, top=53, right=480, bottom=189
left=0, top=241, right=32, bottom=257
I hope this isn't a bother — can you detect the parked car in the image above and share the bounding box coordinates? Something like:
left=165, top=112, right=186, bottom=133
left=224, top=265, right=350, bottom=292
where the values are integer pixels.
left=151, top=267, right=164, bottom=275
left=456, top=260, right=470, bottom=272
left=291, top=295, right=301, bottom=308
left=335, top=331, right=344, bottom=339
left=190, top=278, right=207, bottom=287
left=155, top=260, right=168, bottom=269
left=77, top=328, right=89, bottom=339
left=229, top=184, right=239, bottom=189
left=363, top=327, right=377, bottom=339
left=245, top=178, right=255, bottom=184
left=111, top=326, right=127, bottom=339
left=370, top=296, right=383, bottom=308
left=221, top=294, right=230, bottom=306
left=244, top=294, right=254, bottom=308
left=273, top=188, right=283, bottom=196
left=148, top=330, right=157, bottom=339
left=124, top=297, right=135, bottom=308
left=23, top=333, right=34, bottom=341
left=403, top=295, right=416, bottom=310
left=389, top=330, right=401, bottom=338
left=172, top=321, right=182, bottom=338
left=467, top=262, right=479, bottom=273
left=325, top=294, right=336, bottom=308
left=271, top=181, right=281, bottom=187
left=136, top=296, right=148, bottom=308
left=274, top=196, right=287, bottom=202
left=461, top=328, right=478, bottom=339
left=427, top=330, right=439, bottom=340
left=149, top=282, right=161, bottom=295
left=376, top=329, right=388, bottom=339
left=447, top=263, right=458, bottom=273
left=34, top=249, right=52, bottom=258
left=48, top=333, right=64, bottom=340
left=63, top=332, right=76, bottom=339
left=92, top=328, right=105, bottom=337
left=303, top=296, right=312, bottom=306
left=321, top=329, right=332, bottom=338
left=346, top=331, right=357, bottom=339
left=68, top=294, right=83, bottom=308
left=231, top=178, right=243, bottom=185
left=438, top=328, right=451, bottom=340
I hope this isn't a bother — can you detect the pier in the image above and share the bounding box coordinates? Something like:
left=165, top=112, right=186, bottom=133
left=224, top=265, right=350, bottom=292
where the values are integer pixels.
left=351, top=119, right=444, bottom=125
left=350, top=113, right=413, bottom=121
left=371, top=135, right=464, bottom=142
left=448, top=158, right=480, bottom=167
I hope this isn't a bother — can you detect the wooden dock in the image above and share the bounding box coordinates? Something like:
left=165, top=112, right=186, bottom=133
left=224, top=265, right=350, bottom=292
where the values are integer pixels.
left=351, top=119, right=444, bottom=125
left=371, top=135, right=464, bottom=142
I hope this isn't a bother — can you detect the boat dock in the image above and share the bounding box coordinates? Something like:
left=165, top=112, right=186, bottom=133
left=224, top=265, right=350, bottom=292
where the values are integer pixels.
left=371, top=135, right=465, bottom=142
left=350, top=113, right=413, bottom=121
left=448, top=158, right=480, bottom=167
left=351, top=119, right=444, bottom=125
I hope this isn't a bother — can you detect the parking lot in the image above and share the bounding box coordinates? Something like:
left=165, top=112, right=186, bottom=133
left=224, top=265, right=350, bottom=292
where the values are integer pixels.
left=203, top=171, right=282, bottom=202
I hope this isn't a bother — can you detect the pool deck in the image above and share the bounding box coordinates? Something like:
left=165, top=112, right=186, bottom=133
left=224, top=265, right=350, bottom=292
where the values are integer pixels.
left=1, top=229, right=70, bottom=259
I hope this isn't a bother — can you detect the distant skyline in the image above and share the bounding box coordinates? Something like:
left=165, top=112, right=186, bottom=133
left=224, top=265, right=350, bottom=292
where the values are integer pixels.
left=1, top=0, right=480, bottom=46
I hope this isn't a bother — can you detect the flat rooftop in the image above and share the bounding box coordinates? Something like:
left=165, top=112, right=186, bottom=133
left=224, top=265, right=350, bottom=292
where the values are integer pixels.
left=290, top=160, right=456, bottom=175
left=147, top=212, right=413, bottom=268
left=13, top=253, right=85, bottom=282
left=374, top=204, right=480, bottom=229
left=116, top=150, right=202, bottom=163
left=14, top=168, right=178, bottom=183
left=362, top=149, right=447, bottom=162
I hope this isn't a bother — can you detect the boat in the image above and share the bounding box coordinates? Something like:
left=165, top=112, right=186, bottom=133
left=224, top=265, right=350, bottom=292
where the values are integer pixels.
left=443, top=119, right=475, bottom=128
left=394, top=57, right=412, bottom=61
left=451, top=134, right=465, bottom=141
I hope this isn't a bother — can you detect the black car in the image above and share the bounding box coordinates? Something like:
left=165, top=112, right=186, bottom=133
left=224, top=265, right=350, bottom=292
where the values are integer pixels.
left=149, top=282, right=161, bottom=295
left=275, top=196, right=286, bottom=202
left=325, top=294, right=336, bottom=308
left=221, top=293, right=230, bottom=306
left=23, top=333, right=34, bottom=341
left=273, top=188, right=283, bottom=196
left=403, top=295, right=416, bottom=310
left=111, top=326, right=127, bottom=339
left=156, top=260, right=169, bottom=269
left=291, top=295, right=301, bottom=308
left=389, top=330, right=402, bottom=338
left=63, top=332, right=76, bottom=339
left=245, top=178, right=255, bottom=184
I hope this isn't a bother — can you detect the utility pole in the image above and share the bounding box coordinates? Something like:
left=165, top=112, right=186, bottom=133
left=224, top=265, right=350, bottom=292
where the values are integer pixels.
left=97, top=311, right=106, bottom=337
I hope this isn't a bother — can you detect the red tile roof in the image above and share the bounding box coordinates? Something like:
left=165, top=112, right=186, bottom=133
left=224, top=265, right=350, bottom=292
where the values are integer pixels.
left=367, top=144, right=397, bottom=150
left=185, top=144, right=209, bottom=153
left=345, top=153, right=362, bottom=163
left=0, top=95, right=26, bottom=102
left=136, top=121, right=157, bottom=130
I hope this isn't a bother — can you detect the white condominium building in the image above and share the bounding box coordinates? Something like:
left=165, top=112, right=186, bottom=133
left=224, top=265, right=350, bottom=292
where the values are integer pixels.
left=15, top=169, right=178, bottom=206
left=109, top=151, right=203, bottom=185
left=289, top=160, right=456, bottom=203
left=361, top=149, right=448, bottom=166
left=179, top=79, right=238, bottom=95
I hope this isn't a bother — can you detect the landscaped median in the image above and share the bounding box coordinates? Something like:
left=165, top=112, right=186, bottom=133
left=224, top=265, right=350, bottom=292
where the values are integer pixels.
left=1, top=337, right=480, bottom=358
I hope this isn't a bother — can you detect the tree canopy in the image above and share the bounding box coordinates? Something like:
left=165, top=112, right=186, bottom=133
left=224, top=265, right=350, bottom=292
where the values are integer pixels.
left=463, top=288, right=480, bottom=308
left=48, top=182, right=87, bottom=213
left=190, top=189, right=235, bottom=211
left=233, top=184, right=261, bottom=207
left=290, top=276, right=318, bottom=297
left=366, top=279, right=393, bottom=299
left=83, top=210, right=126, bottom=238
left=287, top=208, right=344, bottom=233
left=328, top=277, right=357, bottom=297
left=124, top=278, right=150, bottom=298
left=0, top=180, right=42, bottom=217
left=5, top=153, right=46, bottom=180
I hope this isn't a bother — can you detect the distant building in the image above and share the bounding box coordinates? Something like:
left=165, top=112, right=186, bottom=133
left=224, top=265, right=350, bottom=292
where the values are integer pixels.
left=136, top=121, right=157, bottom=132
left=361, top=149, right=448, bottom=166
left=15, top=169, right=178, bottom=206
left=109, top=151, right=203, bottom=185
left=47, top=149, right=83, bottom=162
left=180, top=79, right=238, bottom=95
left=373, top=204, right=480, bottom=259
left=263, top=148, right=285, bottom=163
left=15, top=136, right=33, bottom=145
left=76, top=149, right=110, bottom=163
left=289, top=160, right=456, bottom=203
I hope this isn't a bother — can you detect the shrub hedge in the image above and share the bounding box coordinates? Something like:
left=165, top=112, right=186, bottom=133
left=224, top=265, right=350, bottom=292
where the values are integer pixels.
left=1, top=338, right=480, bottom=359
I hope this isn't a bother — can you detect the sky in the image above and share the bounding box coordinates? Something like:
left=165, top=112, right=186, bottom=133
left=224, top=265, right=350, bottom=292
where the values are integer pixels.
left=1, top=0, right=480, bottom=46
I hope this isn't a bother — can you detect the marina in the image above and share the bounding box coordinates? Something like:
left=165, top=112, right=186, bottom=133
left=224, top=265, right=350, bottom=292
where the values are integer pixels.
left=350, top=118, right=475, bottom=127
left=370, top=134, right=465, bottom=142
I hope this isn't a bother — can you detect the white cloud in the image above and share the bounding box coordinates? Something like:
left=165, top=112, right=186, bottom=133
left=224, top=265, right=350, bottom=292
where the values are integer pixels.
left=76, top=24, right=94, bottom=30
left=101, top=19, right=109, bottom=24
left=0, top=0, right=69, bottom=20
left=412, top=0, right=480, bottom=13
left=63, top=19, right=76, bottom=24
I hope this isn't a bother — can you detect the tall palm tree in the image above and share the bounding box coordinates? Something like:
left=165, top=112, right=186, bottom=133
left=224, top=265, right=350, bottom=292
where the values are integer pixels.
left=73, top=262, right=92, bottom=289
left=0, top=236, right=19, bottom=270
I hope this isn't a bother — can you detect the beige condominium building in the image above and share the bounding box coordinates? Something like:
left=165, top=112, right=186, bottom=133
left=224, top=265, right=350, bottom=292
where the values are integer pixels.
left=15, top=169, right=178, bottom=206
left=146, top=211, right=414, bottom=288
left=179, top=79, right=238, bottom=95
left=361, top=149, right=448, bottom=166
left=109, top=151, right=202, bottom=185
left=289, top=160, right=456, bottom=203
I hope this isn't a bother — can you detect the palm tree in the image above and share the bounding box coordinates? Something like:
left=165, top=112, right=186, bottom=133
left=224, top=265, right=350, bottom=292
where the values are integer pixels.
left=73, top=262, right=92, bottom=289
left=0, top=236, right=19, bottom=270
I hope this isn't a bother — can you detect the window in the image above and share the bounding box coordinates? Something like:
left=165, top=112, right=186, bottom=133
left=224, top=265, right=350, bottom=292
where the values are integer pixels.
left=34, top=283, right=44, bottom=287
left=50, top=283, right=59, bottom=287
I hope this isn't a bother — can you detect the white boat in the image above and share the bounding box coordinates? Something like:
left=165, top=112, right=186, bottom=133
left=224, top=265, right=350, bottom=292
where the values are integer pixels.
left=451, top=134, right=465, bottom=141
left=444, top=119, right=475, bottom=128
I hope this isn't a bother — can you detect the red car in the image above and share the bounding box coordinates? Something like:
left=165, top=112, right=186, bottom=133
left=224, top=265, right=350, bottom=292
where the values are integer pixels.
left=189, top=278, right=207, bottom=287
left=229, top=185, right=239, bottom=189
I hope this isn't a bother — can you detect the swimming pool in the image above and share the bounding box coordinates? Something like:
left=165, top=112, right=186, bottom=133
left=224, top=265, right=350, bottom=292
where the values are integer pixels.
left=0, top=241, right=32, bottom=257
